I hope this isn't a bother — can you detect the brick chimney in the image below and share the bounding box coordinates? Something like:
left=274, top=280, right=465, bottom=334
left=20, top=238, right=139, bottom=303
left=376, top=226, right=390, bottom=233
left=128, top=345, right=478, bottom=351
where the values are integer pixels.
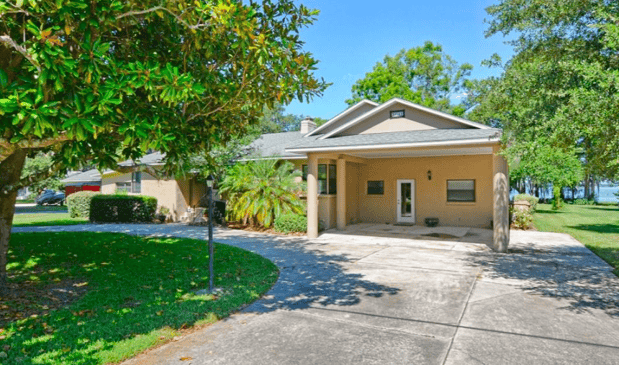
left=300, top=117, right=316, bottom=134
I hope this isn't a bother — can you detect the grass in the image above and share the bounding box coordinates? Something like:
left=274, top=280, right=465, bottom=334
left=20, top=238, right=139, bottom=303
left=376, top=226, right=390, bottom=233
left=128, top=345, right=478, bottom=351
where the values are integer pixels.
left=12, top=213, right=87, bottom=227
left=16, top=199, right=35, bottom=204
left=534, top=203, right=619, bottom=276
left=1, top=232, right=279, bottom=364
left=14, top=206, right=68, bottom=213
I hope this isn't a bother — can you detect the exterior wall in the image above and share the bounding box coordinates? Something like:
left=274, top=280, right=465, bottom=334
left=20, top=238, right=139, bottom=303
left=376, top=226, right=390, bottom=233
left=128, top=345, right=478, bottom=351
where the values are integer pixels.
left=318, top=196, right=337, bottom=230
left=65, top=185, right=100, bottom=197
left=316, top=103, right=377, bottom=135
left=101, top=171, right=197, bottom=221
left=177, top=176, right=207, bottom=208
left=101, top=172, right=124, bottom=194
left=290, top=158, right=338, bottom=230
left=341, top=105, right=471, bottom=136
left=283, top=152, right=495, bottom=230
left=357, top=154, right=494, bottom=228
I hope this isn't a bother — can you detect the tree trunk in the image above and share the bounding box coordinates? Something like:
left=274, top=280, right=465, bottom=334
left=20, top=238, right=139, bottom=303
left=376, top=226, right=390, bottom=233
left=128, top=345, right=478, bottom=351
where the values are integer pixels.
left=0, top=149, right=28, bottom=293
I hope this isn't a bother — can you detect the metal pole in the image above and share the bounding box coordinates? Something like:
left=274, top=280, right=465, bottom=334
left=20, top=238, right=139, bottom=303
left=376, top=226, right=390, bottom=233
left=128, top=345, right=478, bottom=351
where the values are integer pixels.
left=208, top=185, right=214, bottom=292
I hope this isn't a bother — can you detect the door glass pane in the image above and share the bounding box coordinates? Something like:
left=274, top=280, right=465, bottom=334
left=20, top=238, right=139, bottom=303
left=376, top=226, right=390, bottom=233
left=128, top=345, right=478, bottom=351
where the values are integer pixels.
left=401, top=182, right=411, bottom=216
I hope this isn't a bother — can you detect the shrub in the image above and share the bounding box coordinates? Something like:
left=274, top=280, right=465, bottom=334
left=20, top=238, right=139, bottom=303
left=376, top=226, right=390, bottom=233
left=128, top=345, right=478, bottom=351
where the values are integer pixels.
left=572, top=198, right=595, bottom=205
left=66, top=191, right=100, bottom=218
left=90, top=195, right=157, bottom=223
left=510, top=208, right=533, bottom=230
left=552, top=186, right=562, bottom=210
left=274, top=214, right=307, bottom=233
left=513, top=194, right=539, bottom=212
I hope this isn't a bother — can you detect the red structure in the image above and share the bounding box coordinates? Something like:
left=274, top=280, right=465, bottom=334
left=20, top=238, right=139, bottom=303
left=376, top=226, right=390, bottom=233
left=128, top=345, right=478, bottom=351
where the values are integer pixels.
left=65, top=185, right=100, bottom=197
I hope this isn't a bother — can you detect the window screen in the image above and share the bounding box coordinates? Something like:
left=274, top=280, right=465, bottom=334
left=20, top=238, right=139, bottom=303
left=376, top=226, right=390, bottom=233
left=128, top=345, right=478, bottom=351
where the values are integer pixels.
left=447, top=180, right=475, bottom=202
left=302, top=164, right=336, bottom=194
left=132, top=172, right=142, bottom=194
left=318, top=164, right=327, bottom=194
left=367, top=180, right=384, bottom=195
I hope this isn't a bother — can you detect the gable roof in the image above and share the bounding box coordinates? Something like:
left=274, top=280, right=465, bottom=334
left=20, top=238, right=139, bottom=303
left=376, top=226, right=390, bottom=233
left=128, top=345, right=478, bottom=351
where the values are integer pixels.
left=118, top=151, right=165, bottom=167
left=62, top=169, right=101, bottom=184
left=319, top=98, right=490, bottom=140
left=305, top=99, right=378, bottom=137
left=244, top=131, right=306, bottom=160
left=286, top=128, right=501, bottom=153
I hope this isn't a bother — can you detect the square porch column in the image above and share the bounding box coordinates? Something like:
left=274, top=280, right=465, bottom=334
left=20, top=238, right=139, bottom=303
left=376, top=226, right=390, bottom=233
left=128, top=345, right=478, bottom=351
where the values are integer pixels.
left=336, top=158, right=346, bottom=230
left=492, top=145, right=510, bottom=252
left=307, top=153, right=319, bottom=239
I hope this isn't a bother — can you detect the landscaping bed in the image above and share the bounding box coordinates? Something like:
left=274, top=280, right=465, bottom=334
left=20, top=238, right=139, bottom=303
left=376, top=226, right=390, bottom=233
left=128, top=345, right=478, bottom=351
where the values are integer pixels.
left=534, top=203, right=619, bottom=276
left=1, top=232, right=278, bottom=364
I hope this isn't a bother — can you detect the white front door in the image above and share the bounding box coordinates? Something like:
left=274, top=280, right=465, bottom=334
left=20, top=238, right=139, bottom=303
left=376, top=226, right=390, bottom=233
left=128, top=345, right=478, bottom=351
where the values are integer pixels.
left=397, top=179, right=415, bottom=224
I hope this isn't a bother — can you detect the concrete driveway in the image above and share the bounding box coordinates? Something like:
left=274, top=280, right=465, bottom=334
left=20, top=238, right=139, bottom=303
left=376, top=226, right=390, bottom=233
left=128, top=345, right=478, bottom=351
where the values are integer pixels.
left=15, top=224, right=619, bottom=364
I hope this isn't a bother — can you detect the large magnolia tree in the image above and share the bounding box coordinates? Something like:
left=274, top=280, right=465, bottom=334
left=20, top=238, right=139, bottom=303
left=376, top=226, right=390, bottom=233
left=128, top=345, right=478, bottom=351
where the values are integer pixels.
left=0, top=0, right=326, bottom=291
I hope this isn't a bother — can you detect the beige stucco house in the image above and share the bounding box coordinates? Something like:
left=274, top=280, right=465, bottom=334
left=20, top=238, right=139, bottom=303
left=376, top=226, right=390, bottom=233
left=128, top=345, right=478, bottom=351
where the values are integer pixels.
left=100, top=152, right=206, bottom=221
left=249, top=98, right=510, bottom=251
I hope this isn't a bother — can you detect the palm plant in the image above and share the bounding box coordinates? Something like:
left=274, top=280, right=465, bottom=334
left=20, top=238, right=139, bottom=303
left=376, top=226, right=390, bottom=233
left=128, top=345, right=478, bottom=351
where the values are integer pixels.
left=219, top=159, right=305, bottom=228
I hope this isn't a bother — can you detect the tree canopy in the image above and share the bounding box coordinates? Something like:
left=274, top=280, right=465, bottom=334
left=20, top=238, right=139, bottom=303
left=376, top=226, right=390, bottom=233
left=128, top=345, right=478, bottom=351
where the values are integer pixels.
left=346, top=41, right=473, bottom=115
left=0, top=0, right=327, bottom=290
left=469, top=0, right=619, bottom=183
left=21, top=153, right=65, bottom=193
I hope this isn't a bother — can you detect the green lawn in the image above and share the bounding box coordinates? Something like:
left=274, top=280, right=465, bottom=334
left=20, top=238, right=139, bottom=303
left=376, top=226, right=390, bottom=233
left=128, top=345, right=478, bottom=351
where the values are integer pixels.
left=534, top=203, right=619, bottom=276
left=1, top=232, right=278, bottom=364
left=14, top=205, right=68, bottom=213
left=12, top=213, right=88, bottom=227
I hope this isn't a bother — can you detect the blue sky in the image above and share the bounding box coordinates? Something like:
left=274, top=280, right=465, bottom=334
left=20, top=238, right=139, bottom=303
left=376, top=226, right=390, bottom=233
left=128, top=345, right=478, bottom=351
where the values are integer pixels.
left=285, top=0, right=514, bottom=119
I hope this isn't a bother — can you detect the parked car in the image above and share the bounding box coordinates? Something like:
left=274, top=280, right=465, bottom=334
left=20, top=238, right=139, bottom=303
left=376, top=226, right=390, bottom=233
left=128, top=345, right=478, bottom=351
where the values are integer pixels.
left=36, top=190, right=65, bottom=206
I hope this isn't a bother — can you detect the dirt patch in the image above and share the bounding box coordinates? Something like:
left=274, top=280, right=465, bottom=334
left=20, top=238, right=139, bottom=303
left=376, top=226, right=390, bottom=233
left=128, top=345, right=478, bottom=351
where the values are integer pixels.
left=0, top=278, right=89, bottom=327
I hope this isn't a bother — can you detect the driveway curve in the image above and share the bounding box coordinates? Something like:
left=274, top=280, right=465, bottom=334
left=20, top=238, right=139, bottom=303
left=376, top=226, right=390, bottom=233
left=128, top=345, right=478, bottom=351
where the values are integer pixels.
left=14, top=224, right=619, bottom=364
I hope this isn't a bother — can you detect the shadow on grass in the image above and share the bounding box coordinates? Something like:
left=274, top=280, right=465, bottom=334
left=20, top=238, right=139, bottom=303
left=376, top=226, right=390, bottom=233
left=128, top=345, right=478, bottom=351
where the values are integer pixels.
left=534, top=209, right=563, bottom=214
left=585, top=206, right=619, bottom=212
left=4, top=229, right=399, bottom=364
left=567, top=223, right=619, bottom=235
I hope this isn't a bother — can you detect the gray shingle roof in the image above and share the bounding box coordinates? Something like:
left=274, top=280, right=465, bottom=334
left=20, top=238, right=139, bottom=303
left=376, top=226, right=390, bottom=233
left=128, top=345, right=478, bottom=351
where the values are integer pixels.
left=286, top=128, right=502, bottom=151
left=118, top=151, right=165, bottom=167
left=62, top=169, right=101, bottom=183
left=246, top=131, right=306, bottom=159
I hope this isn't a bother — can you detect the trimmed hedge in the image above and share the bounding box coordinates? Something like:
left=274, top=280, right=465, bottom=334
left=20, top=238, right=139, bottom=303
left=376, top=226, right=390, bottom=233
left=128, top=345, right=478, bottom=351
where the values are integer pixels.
left=274, top=214, right=307, bottom=234
left=66, top=191, right=100, bottom=218
left=514, top=193, right=539, bottom=212
left=90, top=195, right=157, bottom=223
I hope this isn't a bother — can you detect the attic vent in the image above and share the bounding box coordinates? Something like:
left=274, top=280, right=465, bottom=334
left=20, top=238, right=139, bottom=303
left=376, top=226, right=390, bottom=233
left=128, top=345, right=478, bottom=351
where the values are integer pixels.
left=390, top=110, right=405, bottom=118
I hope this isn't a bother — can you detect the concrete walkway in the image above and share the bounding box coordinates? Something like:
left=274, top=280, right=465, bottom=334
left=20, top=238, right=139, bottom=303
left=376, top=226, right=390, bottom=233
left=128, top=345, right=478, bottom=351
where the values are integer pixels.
left=14, top=224, right=619, bottom=364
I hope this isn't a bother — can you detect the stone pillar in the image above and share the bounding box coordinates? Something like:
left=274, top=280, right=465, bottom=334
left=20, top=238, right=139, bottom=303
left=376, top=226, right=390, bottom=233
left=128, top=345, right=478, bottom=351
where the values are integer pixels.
left=492, top=145, right=510, bottom=252
left=307, top=153, right=319, bottom=239
left=336, top=158, right=346, bottom=230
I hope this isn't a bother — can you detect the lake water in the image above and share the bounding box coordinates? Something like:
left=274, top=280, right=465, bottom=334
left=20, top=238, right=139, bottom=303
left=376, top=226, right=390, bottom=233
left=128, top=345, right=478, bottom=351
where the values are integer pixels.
left=510, top=185, right=619, bottom=203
